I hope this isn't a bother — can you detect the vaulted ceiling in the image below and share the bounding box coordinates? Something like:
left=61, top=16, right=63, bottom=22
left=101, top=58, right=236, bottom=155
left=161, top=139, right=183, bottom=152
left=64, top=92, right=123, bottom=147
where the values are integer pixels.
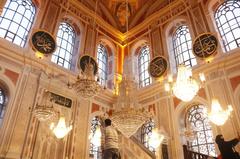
left=79, top=0, right=170, bottom=32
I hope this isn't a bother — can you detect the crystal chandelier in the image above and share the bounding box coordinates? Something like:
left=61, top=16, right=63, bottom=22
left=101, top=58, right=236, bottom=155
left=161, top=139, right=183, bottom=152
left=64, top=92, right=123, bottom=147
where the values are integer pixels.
left=32, top=91, right=56, bottom=122
left=208, top=99, right=233, bottom=126
left=32, top=103, right=56, bottom=121
left=111, top=76, right=151, bottom=138
left=165, top=65, right=204, bottom=102
left=70, top=55, right=102, bottom=98
left=50, top=116, right=73, bottom=139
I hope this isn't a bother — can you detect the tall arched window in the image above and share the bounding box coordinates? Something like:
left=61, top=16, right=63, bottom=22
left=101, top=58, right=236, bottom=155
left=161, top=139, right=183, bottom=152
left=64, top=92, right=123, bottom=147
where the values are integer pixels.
left=215, top=0, right=240, bottom=52
left=186, top=105, right=216, bottom=157
left=97, top=44, right=108, bottom=86
left=52, top=22, right=76, bottom=69
left=138, top=45, right=152, bottom=88
left=141, top=120, right=155, bottom=153
left=172, top=25, right=196, bottom=68
left=0, top=86, right=6, bottom=126
left=89, top=116, right=102, bottom=159
left=0, top=0, right=36, bottom=47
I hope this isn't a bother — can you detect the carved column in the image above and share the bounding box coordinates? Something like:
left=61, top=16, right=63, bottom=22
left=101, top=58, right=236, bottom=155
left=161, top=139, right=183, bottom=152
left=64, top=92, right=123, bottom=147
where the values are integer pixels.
left=72, top=99, right=91, bottom=158
left=150, top=22, right=164, bottom=57
left=40, top=0, right=62, bottom=34
left=0, top=67, right=39, bottom=158
left=84, top=25, right=97, bottom=56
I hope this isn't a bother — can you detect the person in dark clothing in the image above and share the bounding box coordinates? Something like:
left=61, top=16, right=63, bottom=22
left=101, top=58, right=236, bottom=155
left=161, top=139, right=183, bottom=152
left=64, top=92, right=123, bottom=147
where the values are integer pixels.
left=215, top=134, right=240, bottom=159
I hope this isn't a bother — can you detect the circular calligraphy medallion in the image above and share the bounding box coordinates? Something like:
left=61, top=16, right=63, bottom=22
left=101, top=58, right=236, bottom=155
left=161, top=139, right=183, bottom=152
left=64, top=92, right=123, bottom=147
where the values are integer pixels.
left=78, top=55, right=98, bottom=76
left=148, top=56, right=168, bottom=78
left=31, top=30, right=56, bottom=55
left=193, top=33, right=218, bottom=59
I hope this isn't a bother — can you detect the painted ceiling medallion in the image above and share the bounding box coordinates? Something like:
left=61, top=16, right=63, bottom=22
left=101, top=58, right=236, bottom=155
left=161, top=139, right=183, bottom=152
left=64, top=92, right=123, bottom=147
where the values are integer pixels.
left=31, top=30, right=56, bottom=55
left=148, top=56, right=168, bottom=79
left=193, top=33, right=218, bottom=59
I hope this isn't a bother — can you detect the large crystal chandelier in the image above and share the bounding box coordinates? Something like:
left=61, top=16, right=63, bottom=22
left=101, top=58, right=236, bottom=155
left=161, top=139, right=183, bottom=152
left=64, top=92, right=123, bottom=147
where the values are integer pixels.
left=50, top=116, right=73, bottom=139
left=70, top=55, right=102, bottom=98
left=111, top=75, right=151, bottom=138
left=165, top=65, right=204, bottom=102
left=32, top=91, right=56, bottom=122
left=208, top=99, right=233, bottom=126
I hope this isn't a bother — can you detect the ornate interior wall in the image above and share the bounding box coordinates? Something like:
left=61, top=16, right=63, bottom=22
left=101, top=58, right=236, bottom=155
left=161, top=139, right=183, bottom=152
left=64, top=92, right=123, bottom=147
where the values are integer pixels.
left=0, top=0, right=240, bottom=159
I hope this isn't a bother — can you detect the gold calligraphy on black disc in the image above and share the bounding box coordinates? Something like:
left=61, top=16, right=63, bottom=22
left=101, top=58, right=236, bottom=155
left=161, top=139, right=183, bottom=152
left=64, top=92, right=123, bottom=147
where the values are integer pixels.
left=193, top=33, right=218, bottom=59
left=79, top=55, right=98, bottom=76
left=148, top=56, right=168, bottom=78
left=31, top=30, right=56, bottom=55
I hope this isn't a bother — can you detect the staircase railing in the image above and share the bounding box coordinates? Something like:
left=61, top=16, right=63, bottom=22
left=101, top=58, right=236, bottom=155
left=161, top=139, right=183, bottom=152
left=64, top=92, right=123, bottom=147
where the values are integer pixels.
left=183, top=145, right=217, bottom=159
left=130, top=136, right=156, bottom=159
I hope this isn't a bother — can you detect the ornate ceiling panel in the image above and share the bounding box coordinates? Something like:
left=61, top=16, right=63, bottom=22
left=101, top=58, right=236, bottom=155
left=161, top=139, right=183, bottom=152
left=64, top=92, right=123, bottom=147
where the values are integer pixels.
left=78, top=0, right=169, bottom=32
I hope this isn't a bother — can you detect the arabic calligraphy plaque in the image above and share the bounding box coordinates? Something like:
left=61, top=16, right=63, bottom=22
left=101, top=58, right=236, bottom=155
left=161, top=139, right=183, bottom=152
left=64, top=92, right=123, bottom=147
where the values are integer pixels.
left=50, top=92, right=72, bottom=108
left=148, top=56, right=168, bottom=78
left=79, top=55, right=98, bottom=76
left=193, top=33, right=218, bottom=59
left=31, top=30, right=56, bottom=55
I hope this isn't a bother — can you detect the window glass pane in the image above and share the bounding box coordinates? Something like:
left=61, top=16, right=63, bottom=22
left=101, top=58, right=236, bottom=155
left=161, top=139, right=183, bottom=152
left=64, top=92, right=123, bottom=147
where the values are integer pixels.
left=17, top=26, right=25, bottom=38
left=0, top=0, right=36, bottom=47
left=187, top=105, right=217, bottom=157
left=97, top=44, right=108, bottom=86
left=141, top=120, right=156, bottom=153
left=138, top=45, right=152, bottom=88
left=215, top=0, right=240, bottom=52
left=89, top=117, right=102, bottom=159
left=172, top=25, right=196, bottom=68
left=51, top=22, right=76, bottom=69
left=0, top=19, right=11, bottom=29
left=14, top=36, right=22, bottom=45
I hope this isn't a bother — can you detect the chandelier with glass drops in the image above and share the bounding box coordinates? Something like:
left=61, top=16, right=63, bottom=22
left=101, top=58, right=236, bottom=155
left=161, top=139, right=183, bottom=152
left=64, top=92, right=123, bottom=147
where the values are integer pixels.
left=32, top=90, right=56, bottom=122
left=208, top=99, right=233, bottom=126
left=50, top=116, right=73, bottom=139
left=111, top=76, right=152, bottom=138
left=69, top=55, right=102, bottom=99
left=165, top=64, right=205, bottom=102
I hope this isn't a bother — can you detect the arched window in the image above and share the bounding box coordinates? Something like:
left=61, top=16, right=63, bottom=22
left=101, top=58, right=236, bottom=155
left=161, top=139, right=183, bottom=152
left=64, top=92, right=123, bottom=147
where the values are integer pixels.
left=0, top=0, right=36, bottom=47
left=89, top=116, right=102, bottom=159
left=0, top=86, right=6, bottom=126
left=172, top=25, right=196, bottom=68
left=141, top=120, right=155, bottom=153
left=52, top=22, right=76, bottom=69
left=138, top=45, right=152, bottom=88
left=186, top=105, right=216, bottom=157
left=97, top=44, right=108, bottom=86
left=215, top=0, right=240, bottom=52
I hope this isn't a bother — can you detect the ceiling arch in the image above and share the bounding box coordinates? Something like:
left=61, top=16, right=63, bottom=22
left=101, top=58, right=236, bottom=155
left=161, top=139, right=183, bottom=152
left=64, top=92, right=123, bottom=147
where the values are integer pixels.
left=80, top=0, right=170, bottom=32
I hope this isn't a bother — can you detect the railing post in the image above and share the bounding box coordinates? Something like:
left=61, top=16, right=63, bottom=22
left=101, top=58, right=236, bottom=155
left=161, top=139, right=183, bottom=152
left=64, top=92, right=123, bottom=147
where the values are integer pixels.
left=183, top=144, right=217, bottom=159
left=183, top=145, right=189, bottom=159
